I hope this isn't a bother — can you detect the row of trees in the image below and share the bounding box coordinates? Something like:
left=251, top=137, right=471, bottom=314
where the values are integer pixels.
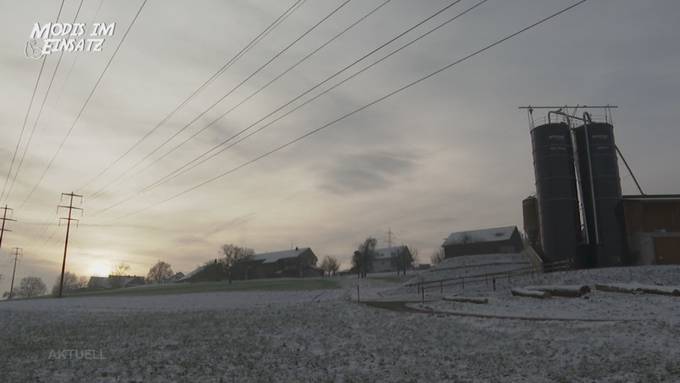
left=2, top=260, right=177, bottom=299
left=1, top=276, right=47, bottom=298
left=319, top=256, right=340, bottom=276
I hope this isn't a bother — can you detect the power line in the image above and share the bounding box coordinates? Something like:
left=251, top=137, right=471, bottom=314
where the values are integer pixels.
left=87, top=0, right=354, bottom=201
left=94, top=0, right=479, bottom=214
left=13, top=0, right=106, bottom=247
left=55, top=0, right=106, bottom=101
left=144, top=0, right=486, bottom=193
left=78, top=0, right=307, bottom=194
left=104, top=0, right=588, bottom=221
left=19, top=0, right=148, bottom=210
left=93, top=0, right=467, bottom=213
left=0, top=1, right=66, bottom=204
left=96, top=0, right=394, bottom=201
left=6, top=0, right=85, bottom=204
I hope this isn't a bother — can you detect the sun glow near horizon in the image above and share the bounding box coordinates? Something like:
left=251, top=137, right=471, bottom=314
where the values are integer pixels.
left=86, top=259, right=113, bottom=277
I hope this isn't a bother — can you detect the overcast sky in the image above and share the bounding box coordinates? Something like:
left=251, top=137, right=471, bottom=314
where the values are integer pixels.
left=0, top=0, right=678, bottom=291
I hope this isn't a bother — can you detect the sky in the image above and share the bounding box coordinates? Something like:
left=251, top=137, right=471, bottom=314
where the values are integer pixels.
left=0, top=0, right=678, bottom=292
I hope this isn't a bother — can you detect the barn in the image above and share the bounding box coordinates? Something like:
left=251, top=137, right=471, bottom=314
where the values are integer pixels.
left=234, top=247, right=321, bottom=279
left=442, top=226, right=523, bottom=258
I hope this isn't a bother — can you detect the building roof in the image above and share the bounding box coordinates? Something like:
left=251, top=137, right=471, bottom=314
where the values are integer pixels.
left=374, top=246, right=409, bottom=260
left=623, top=194, right=680, bottom=202
left=443, top=226, right=518, bottom=247
left=179, top=264, right=209, bottom=281
left=252, top=247, right=312, bottom=264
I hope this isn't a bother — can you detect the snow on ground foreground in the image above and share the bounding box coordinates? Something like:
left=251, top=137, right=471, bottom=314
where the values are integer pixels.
left=1, top=267, right=679, bottom=382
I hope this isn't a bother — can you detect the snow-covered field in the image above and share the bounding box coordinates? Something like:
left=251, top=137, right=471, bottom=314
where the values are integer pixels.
left=1, top=267, right=680, bottom=382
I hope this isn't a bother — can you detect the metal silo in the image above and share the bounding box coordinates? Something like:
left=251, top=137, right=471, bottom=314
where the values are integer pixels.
left=522, top=196, right=541, bottom=253
left=574, top=121, right=624, bottom=267
left=531, top=123, right=581, bottom=263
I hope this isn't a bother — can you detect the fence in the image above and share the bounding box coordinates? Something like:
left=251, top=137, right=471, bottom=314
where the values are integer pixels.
left=406, top=265, right=539, bottom=296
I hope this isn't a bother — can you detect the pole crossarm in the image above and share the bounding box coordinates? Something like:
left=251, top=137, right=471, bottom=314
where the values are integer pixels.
left=0, top=205, right=16, bottom=249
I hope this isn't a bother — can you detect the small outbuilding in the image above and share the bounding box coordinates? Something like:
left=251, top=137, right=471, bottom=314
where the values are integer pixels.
left=442, top=226, right=523, bottom=258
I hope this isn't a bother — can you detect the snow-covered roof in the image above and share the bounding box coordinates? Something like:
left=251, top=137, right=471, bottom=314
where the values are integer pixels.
left=443, top=226, right=518, bottom=247
left=374, top=246, right=408, bottom=259
left=253, top=248, right=311, bottom=264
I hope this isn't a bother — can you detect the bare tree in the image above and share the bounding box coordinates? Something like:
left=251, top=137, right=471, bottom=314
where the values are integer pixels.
left=18, top=276, right=46, bottom=298
left=328, top=257, right=340, bottom=276
left=52, top=271, right=81, bottom=296
left=391, top=247, right=415, bottom=276
left=111, top=262, right=131, bottom=276
left=320, top=256, right=340, bottom=277
left=430, top=248, right=445, bottom=265
left=78, top=276, right=89, bottom=288
left=353, top=237, right=377, bottom=279
left=220, top=244, right=255, bottom=283
left=147, top=261, right=174, bottom=284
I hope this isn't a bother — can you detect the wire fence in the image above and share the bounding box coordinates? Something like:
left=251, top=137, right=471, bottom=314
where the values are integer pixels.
left=407, top=259, right=574, bottom=297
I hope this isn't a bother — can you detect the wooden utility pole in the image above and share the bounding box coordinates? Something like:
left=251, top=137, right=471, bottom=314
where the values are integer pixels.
left=0, top=205, right=16, bottom=250
left=57, top=192, right=83, bottom=298
left=9, top=247, right=21, bottom=299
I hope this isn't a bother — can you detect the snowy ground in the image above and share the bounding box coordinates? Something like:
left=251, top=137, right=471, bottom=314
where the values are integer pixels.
left=1, top=267, right=679, bottom=382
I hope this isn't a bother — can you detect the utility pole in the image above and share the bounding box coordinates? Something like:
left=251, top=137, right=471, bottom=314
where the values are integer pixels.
left=0, top=205, right=16, bottom=250
left=387, top=228, right=393, bottom=249
left=9, top=247, right=21, bottom=299
left=57, top=192, right=83, bottom=298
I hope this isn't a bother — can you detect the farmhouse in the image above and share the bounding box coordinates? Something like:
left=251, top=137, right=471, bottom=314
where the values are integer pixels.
left=442, top=226, right=523, bottom=258
left=234, top=247, right=321, bottom=279
left=371, top=246, right=413, bottom=273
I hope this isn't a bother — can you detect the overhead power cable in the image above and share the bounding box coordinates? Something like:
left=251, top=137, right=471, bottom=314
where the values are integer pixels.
left=87, top=0, right=353, bottom=200
left=0, top=0, right=66, bottom=204
left=146, top=0, right=488, bottom=193
left=101, top=0, right=588, bottom=220
left=94, top=0, right=394, bottom=201
left=77, top=0, right=307, bottom=193
left=6, top=0, right=86, bottom=204
left=94, top=0, right=472, bottom=213
left=19, top=0, right=148, bottom=210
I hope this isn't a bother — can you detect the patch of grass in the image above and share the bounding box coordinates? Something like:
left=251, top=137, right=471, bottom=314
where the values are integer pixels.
left=60, top=277, right=340, bottom=298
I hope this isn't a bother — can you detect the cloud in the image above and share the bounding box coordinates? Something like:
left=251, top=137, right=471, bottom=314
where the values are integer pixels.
left=318, top=150, right=417, bottom=194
